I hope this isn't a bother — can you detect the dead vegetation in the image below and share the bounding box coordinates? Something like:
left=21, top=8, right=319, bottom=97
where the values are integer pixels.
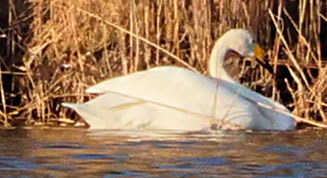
left=0, top=0, right=326, bottom=128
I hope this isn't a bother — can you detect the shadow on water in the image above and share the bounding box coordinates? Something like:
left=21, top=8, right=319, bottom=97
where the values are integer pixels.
left=0, top=128, right=327, bottom=177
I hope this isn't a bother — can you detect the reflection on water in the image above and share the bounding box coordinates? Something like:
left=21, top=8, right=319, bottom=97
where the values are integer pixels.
left=0, top=128, right=327, bottom=177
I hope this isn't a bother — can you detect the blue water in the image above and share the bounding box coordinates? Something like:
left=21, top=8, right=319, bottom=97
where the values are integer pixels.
left=0, top=128, right=327, bottom=177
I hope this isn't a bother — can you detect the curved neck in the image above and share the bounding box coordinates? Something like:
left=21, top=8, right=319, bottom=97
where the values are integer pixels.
left=208, top=41, right=236, bottom=83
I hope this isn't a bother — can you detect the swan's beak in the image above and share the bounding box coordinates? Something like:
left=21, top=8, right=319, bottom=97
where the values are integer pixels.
left=254, top=44, right=274, bottom=74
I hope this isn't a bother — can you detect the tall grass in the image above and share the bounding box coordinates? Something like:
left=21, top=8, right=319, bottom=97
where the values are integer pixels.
left=1, top=0, right=326, bottom=127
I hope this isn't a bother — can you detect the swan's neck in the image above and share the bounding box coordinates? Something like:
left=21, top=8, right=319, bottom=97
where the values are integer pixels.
left=208, top=42, right=236, bottom=83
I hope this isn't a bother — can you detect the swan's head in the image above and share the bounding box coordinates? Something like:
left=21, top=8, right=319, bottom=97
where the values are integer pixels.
left=210, top=29, right=272, bottom=79
left=219, top=29, right=265, bottom=63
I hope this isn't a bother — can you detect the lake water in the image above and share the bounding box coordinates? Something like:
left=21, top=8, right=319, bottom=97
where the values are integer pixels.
left=0, top=128, right=327, bottom=177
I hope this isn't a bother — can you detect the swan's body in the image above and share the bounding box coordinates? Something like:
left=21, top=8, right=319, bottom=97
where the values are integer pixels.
left=63, top=29, right=296, bottom=131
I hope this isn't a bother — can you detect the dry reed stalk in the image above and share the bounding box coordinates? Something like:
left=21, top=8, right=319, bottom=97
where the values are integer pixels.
left=143, top=0, right=150, bottom=69
left=269, top=10, right=310, bottom=90
left=0, top=68, right=8, bottom=126
left=270, top=1, right=283, bottom=101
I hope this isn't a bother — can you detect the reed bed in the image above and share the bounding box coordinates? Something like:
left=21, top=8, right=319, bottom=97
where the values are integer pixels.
left=1, top=0, right=326, bottom=128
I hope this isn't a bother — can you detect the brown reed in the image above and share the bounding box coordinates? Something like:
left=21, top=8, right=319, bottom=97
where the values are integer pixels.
left=1, top=0, right=326, bottom=128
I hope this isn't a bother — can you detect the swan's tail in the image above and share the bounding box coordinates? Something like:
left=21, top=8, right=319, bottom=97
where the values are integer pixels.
left=61, top=103, right=83, bottom=116
left=61, top=102, right=78, bottom=110
left=62, top=103, right=99, bottom=129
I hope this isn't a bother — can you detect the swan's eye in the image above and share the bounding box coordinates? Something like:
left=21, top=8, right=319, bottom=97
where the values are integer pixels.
left=249, top=38, right=254, bottom=45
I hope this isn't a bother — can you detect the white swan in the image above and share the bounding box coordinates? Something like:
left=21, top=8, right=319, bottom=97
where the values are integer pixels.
left=62, top=29, right=296, bottom=131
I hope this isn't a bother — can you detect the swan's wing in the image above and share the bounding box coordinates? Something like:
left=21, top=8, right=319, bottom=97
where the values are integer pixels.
left=86, top=66, right=218, bottom=115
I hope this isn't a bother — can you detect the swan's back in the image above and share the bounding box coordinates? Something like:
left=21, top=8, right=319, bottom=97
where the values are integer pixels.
left=86, top=66, right=219, bottom=115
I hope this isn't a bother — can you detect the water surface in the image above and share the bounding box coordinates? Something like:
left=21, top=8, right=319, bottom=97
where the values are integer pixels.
left=0, top=128, right=326, bottom=177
